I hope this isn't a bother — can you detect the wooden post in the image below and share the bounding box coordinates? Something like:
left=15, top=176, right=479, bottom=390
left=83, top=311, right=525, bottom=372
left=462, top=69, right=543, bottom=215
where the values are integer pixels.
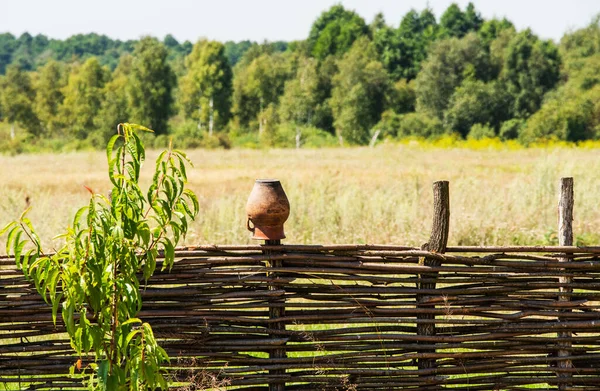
left=557, top=177, right=573, bottom=389
left=265, top=239, right=286, bottom=391
left=417, top=181, right=450, bottom=372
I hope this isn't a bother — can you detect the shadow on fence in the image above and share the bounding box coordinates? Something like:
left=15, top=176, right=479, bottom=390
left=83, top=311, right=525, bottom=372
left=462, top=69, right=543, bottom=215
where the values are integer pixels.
left=2, top=178, right=600, bottom=390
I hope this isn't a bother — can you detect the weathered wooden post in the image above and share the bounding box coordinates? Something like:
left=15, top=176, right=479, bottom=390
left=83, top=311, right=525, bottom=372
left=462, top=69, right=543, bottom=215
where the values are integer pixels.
left=417, top=181, right=450, bottom=372
left=264, top=239, right=285, bottom=391
left=246, top=179, right=290, bottom=391
left=557, top=177, right=573, bottom=389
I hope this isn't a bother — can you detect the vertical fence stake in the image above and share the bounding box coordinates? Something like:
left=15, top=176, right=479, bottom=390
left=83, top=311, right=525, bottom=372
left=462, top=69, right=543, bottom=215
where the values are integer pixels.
left=557, top=177, right=573, bottom=389
left=417, top=181, right=450, bottom=372
left=265, top=239, right=286, bottom=391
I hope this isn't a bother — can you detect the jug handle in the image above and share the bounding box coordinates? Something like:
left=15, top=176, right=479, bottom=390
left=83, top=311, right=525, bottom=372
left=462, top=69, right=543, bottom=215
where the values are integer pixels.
left=246, top=218, right=255, bottom=233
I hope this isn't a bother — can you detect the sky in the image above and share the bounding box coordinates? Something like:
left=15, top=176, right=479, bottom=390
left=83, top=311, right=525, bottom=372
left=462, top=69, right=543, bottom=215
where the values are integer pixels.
left=1, top=0, right=599, bottom=43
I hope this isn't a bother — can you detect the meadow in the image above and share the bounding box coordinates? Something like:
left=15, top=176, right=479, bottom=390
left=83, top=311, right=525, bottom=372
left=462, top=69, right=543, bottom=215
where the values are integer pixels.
left=1, top=140, right=600, bottom=252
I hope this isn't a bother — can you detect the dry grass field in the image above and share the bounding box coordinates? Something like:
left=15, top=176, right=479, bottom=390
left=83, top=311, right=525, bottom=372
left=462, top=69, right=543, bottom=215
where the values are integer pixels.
left=1, top=142, right=599, bottom=252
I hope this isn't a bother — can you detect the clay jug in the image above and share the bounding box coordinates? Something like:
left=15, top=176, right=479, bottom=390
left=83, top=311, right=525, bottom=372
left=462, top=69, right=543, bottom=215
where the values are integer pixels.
left=246, top=179, right=290, bottom=240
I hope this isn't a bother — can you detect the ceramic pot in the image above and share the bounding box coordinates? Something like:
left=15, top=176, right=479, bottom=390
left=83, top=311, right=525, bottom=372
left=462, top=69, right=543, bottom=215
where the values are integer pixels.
left=246, top=179, right=290, bottom=240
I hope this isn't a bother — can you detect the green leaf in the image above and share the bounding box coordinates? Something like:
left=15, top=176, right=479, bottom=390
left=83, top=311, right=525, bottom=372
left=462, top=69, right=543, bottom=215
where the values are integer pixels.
left=143, top=250, right=156, bottom=282
left=122, top=318, right=142, bottom=326
left=72, top=206, right=88, bottom=228
left=106, top=134, right=120, bottom=164
left=129, top=123, right=154, bottom=133
left=124, top=328, right=141, bottom=347
left=177, top=155, right=188, bottom=181
left=0, top=221, right=17, bottom=236
left=97, top=360, right=109, bottom=390
left=13, top=233, right=24, bottom=269
left=183, top=189, right=200, bottom=217
left=162, top=238, right=175, bottom=270
left=51, top=292, right=63, bottom=326
left=5, top=224, right=19, bottom=255
left=173, top=149, right=193, bottom=167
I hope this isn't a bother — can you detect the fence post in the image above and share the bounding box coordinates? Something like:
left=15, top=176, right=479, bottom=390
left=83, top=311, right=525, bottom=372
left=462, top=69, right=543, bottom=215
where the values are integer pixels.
left=557, top=177, right=573, bottom=389
left=265, top=239, right=286, bottom=391
left=417, top=180, right=450, bottom=372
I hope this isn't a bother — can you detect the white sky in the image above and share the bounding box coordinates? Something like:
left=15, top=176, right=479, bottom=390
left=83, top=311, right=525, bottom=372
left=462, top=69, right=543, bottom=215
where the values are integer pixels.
left=1, top=0, right=598, bottom=43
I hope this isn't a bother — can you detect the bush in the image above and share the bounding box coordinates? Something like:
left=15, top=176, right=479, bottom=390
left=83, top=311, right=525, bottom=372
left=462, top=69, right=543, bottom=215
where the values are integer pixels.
left=398, top=112, right=446, bottom=139
left=468, top=123, right=496, bottom=139
left=373, top=111, right=446, bottom=140
left=443, top=80, right=511, bottom=137
left=499, top=119, right=525, bottom=140
left=519, top=93, right=597, bottom=144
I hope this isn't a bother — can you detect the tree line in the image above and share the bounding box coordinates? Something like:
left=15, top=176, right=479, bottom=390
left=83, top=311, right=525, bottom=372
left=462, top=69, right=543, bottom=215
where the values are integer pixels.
left=1, top=3, right=599, bottom=151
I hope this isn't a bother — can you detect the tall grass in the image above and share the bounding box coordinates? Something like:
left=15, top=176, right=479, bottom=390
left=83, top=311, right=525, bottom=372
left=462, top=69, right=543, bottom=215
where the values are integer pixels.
left=1, top=143, right=599, bottom=251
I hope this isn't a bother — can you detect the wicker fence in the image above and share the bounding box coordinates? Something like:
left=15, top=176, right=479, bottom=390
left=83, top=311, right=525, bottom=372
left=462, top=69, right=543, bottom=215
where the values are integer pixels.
left=2, top=178, right=600, bottom=390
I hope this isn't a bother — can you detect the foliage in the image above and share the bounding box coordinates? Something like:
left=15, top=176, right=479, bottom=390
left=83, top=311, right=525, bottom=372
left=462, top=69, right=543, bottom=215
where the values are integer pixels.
left=0, top=64, right=40, bottom=135
left=397, top=9, right=439, bottom=80
left=439, top=2, right=483, bottom=38
left=499, top=118, right=525, bottom=140
left=520, top=86, right=600, bottom=143
left=1, top=123, right=199, bottom=389
left=375, top=110, right=445, bottom=139
left=478, top=18, right=515, bottom=49
left=372, top=9, right=438, bottom=81
left=330, top=37, right=390, bottom=145
left=33, top=60, right=66, bottom=136
left=278, top=56, right=333, bottom=131
left=308, top=4, right=369, bottom=60
left=3, top=9, right=600, bottom=150
left=93, top=55, right=133, bottom=146
left=387, top=78, right=416, bottom=114
left=415, top=33, right=490, bottom=119
left=467, top=123, right=496, bottom=139
left=127, top=37, right=175, bottom=134
left=224, top=40, right=254, bottom=66
left=60, top=58, right=109, bottom=139
left=500, top=29, right=561, bottom=118
left=443, top=80, right=510, bottom=137
left=178, top=40, right=233, bottom=133
left=232, top=51, right=291, bottom=130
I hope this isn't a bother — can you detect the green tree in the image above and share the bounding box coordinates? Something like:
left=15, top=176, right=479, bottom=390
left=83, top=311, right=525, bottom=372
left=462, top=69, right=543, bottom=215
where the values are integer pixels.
left=308, top=5, right=369, bottom=60
left=560, top=14, right=600, bottom=62
left=375, top=110, right=444, bottom=139
left=60, top=58, right=108, bottom=139
left=478, top=18, right=515, bottom=49
left=387, top=78, right=416, bottom=114
left=443, top=80, right=511, bottom=137
left=127, top=37, right=175, bottom=134
left=224, top=40, right=255, bottom=66
left=560, top=15, right=600, bottom=89
left=0, top=64, right=40, bottom=136
left=178, top=39, right=233, bottom=134
left=330, top=37, right=390, bottom=144
left=94, top=54, right=133, bottom=145
left=520, top=89, right=599, bottom=143
left=394, top=8, right=439, bottom=80
left=415, top=33, right=490, bottom=119
left=0, top=33, right=17, bottom=74
left=501, top=29, right=560, bottom=118
left=278, top=56, right=334, bottom=131
left=439, top=2, right=482, bottom=38
left=33, top=59, right=66, bottom=136
left=232, top=52, right=291, bottom=131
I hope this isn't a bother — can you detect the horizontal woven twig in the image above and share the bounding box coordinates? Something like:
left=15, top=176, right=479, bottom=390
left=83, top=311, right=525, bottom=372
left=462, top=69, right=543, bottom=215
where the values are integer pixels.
left=2, top=246, right=600, bottom=389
